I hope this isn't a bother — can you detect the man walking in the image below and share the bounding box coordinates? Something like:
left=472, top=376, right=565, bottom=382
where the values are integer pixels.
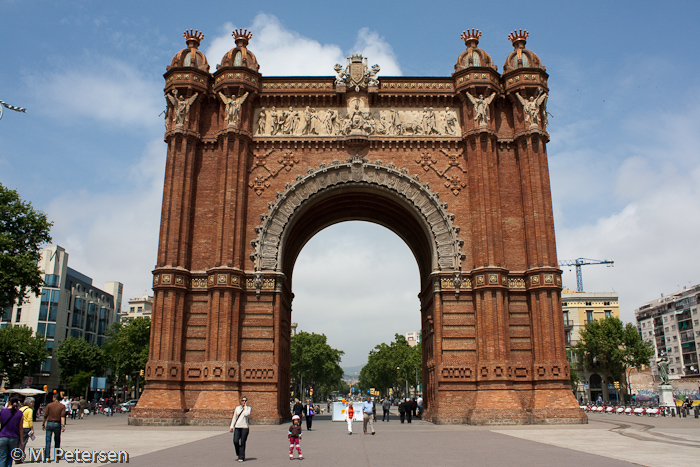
left=43, top=394, right=66, bottom=460
left=382, top=397, right=390, bottom=422
left=362, top=396, right=375, bottom=435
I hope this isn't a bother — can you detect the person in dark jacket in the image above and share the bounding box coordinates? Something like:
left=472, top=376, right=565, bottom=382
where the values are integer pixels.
left=404, top=399, right=413, bottom=423
left=398, top=398, right=406, bottom=423
left=302, top=399, right=314, bottom=430
left=292, top=398, right=303, bottom=426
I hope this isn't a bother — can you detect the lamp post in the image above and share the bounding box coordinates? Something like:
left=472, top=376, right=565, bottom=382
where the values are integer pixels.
left=0, top=100, right=27, bottom=121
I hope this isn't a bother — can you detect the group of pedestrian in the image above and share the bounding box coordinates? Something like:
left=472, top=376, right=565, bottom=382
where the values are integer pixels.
left=0, top=392, right=75, bottom=465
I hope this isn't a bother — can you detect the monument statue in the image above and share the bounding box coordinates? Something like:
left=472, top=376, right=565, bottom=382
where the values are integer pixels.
left=657, top=353, right=670, bottom=385
left=219, top=91, right=249, bottom=127
left=465, top=91, right=496, bottom=127
left=166, top=90, right=198, bottom=126
left=515, top=88, right=547, bottom=128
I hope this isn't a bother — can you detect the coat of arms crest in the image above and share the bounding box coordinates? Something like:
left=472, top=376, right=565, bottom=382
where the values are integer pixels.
left=334, top=54, right=380, bottom=91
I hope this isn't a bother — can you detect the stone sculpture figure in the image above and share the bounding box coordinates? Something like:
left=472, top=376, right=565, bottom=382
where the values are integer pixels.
left=368, top=64, right=380, bottom=87
left=424, top=107, right=440, bottom=135
left=219, top=91, right=249, bottom=128
left=657, top=353, right=670, bottom=385
left=301, top=107, right=320, bottom=135
left=333, top=63, right=348, bottom=86
left=444, top=107, right=458, bottom=135
left=322, top=110, right=337, bottom=135
left=256, top=107, right=267, bottom=134
left=166, top=90, right=198, bottom=126
left=515, top=88, right=547, bottom=128
left=270, top=107, right=280, bottom=135
left=465, top=91, right=495, bottom=127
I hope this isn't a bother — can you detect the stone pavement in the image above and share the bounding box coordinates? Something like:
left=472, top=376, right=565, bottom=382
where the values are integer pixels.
left=22, top=411, right=700, bottom=466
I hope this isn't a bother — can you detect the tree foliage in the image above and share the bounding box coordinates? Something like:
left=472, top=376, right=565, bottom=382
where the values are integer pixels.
left=575, top=316, right=654, bottom=393
left=0, top=325, right=49, bottom=387
left=0, top=183, right=53, bottom=309
left=55, top=337, right=105, bottom=387
left=103, top=317, right=151, bottom=385
left=290, top=331, right=344, bottom=399
left=359, top=334, right=421, bottom=398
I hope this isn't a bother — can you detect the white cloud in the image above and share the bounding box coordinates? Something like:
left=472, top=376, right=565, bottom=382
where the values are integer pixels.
left=555, top=92, right=700, bottom=323
left=45, top=138, right=166, bottom=302
left=204, top=13, right=402, bottom=77
left=292, top=222, right=420, bottom=367
left=25, top=58, right=163, bottom=129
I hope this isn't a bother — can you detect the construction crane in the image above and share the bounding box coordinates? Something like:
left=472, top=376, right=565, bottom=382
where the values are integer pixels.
left=557, top=258, right=614, bottom=292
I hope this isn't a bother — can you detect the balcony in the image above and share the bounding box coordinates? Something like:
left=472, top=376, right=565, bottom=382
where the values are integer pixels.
left=563, top=320, right=574, bottom=329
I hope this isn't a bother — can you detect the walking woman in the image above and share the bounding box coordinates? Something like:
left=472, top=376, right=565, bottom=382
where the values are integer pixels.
left=230, top=396, right=251, bottom=462
left=0, top=396, right=24, bottom=466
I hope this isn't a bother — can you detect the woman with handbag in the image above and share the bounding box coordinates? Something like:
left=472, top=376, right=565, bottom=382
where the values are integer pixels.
left=303, top=399, right=315, bottom=431
left=229, top=396, right=251, bottom=462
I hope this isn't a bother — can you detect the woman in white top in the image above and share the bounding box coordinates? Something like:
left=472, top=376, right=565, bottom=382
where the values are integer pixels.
left=230, top=396, right=252, bottom=462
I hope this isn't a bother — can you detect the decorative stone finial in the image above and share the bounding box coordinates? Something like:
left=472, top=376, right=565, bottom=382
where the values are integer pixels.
left=183, top=29, right=204, bottom=48
left=233, top=29, right=253, bottom=47
left=508, top=29, right=529, bottom=47
left=461, top=29, right=482, bottom=46
left=508, top=30, right=529, bottom=63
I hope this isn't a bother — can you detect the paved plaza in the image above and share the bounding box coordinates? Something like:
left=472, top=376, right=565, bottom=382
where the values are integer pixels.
left=22, top=411, right=700, bottom=466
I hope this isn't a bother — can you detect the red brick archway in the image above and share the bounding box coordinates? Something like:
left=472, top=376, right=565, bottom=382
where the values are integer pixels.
left=129, top=28, right=585, bottom=425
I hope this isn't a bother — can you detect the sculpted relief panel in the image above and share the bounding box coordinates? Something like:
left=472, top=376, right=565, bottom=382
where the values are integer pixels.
left=254, top=104, right=461, bottom=137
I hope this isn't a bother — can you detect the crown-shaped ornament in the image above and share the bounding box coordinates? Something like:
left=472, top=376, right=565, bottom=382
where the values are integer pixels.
left=461, top=29, right=482, bottom=46
left=233, top=29, right=253, bottom=47
left=183, top=29, right=204, bottom=48
left=508, top=29, right=529, bottom=46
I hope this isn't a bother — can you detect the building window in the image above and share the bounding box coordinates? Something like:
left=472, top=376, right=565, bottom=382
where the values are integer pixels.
left=37, top=323, right=46, bottom=337
left=41, top=358, right=51, bottom=373
left=46, top=323, right=55, bottom=339
left=586, top=311, right=593, bottom=323
left=585, top=302, right=592, bottom=306
left=44, top=274, right=60, bottom=287
left=605, top=310, right=611, bottom=318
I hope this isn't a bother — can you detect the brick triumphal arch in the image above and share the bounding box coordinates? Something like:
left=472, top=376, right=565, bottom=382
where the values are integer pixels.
left=130, top=28, right=586, bottom=425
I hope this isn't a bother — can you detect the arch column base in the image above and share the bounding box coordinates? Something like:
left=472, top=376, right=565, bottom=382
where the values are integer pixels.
left=529, top=384, right=588, bottom=425
left=128, top=386, right=187, bottom=426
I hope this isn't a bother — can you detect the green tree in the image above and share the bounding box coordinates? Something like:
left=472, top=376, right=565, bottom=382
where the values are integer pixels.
left=0, top=183, right=53, bottom=309
left=359, top=334, right=421, bottom=398
left=290, top=331, right=344, bottom=400
left=103, top=317, right=151, bottom=389
left=575, top=316, right=654, bottom=396
left=0, top=325, right=49, bottom=387
left=55, top=337, right=105, bottom=390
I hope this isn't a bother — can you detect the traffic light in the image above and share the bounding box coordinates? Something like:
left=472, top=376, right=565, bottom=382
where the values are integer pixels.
left=614, top=381, right=620, bottom=390
left=310, top=387, right=313, bottom=396
left=140, top=369, right=144, bottom=377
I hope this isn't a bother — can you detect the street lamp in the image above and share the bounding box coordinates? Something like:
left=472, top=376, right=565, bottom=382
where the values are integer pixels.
left=0, top=100, right=27, bottom=121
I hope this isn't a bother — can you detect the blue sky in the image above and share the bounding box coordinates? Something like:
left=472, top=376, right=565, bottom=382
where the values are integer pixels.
left=1, top=1, right=699, bottom=366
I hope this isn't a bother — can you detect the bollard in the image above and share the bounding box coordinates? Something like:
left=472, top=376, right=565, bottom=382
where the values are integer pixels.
left=671, top=408, right=676, bottom=417
left=694, top=407, right=698, bottom=419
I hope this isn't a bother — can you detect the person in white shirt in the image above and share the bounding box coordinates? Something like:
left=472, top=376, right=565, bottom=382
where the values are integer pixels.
left=229, top=396, right=252, bottom=462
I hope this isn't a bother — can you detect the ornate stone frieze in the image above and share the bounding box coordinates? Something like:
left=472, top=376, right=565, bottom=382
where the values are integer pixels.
left=253, top=104, right=461, bottom=138
left=251, top=157, right=465, bottom=274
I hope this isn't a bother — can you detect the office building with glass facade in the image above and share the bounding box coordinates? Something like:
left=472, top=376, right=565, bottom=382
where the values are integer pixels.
left=1, top=245, right=122, bottom=391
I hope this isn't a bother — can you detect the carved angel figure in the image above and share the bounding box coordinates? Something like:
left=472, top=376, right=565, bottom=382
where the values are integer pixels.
left=465, top=91, right=495, bottom=127
left=515, top=89, right=547, bottom=128
left=166, top=90, right=198, bottom=126
left=219, top=91, right=249, bottom=128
